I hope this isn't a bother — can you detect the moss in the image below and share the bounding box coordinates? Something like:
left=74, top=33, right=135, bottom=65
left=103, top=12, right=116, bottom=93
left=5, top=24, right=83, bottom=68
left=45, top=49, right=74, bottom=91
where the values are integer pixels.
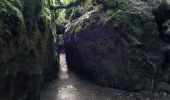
left=100, top=0, right=128, bottom=10
left=8, top=0, right=23, bottom=10
left=0, top=0, right=25, bottom=64
left=21, top=0, right=41, bottom=36
left=0, top=0, right=24, bottom=27
left=83, top=0, right=93, bottom=5
left=55, top=9, right=67, bottom=22
left=0, top=0, right=58, bottom=99
left=101, top=9, right=130, bottom=25
left=60, top=0, right=72, bottom=5
left=66, top=7, right=82, bottom=20
left=54, top=0, right=71, bottom=22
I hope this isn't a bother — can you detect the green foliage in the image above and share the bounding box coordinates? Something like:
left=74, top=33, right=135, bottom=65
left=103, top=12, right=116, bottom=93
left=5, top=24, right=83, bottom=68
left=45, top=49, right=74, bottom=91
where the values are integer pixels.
left=102, top=0, right=128, bottom=9
left=55, top=0, right=97, bottom=21
left=60, top=0, right=72, bottom=5
left=40, top=7, right=52, bottom=28
left=101, top=9, right=130, bottom=25
left=83, top=0, right=93, bottom=5
left=56, top=9, right=67, bottom=22
left=38, top=0, right=57, bottom=61
left=55, top=0, right=73, bottom=22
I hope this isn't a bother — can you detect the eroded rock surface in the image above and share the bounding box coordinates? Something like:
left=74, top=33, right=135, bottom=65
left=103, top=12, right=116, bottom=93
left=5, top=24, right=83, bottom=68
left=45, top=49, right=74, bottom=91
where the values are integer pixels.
left=0, top=0, right=58, bottom=100
left=64, top=0, right=170, bottom=93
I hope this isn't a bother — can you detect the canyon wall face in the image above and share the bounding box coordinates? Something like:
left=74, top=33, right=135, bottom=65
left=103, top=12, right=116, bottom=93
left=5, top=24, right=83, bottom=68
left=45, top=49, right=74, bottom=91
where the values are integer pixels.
left=1, top=0, right=170, bottom=99
left=0, top=0, right=58, bottom=99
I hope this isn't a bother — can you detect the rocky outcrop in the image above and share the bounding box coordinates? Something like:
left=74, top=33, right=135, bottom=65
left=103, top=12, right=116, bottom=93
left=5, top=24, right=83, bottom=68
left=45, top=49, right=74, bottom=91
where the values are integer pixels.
left=0, top=0, right=58, bottom=100
left=64, top=0, right=170, bottom=92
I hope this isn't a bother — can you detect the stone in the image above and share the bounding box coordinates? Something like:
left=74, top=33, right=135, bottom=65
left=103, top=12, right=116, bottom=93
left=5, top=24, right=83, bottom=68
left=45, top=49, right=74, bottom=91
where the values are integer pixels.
left=64, top=0, right=165, bottom=92
left=0, top=0, right=58, bottom=99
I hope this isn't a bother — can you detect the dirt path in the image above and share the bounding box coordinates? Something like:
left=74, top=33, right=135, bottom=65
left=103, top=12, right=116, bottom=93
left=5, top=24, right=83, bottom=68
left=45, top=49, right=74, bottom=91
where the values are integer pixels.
left=40, top=53, right=170, bottom=100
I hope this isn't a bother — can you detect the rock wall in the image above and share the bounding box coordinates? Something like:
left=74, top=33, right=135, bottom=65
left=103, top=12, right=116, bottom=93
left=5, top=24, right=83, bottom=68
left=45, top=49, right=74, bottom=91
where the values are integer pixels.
left=64, top=0, right=170, bottom=93
left=0, top=0, right=58, bottom=100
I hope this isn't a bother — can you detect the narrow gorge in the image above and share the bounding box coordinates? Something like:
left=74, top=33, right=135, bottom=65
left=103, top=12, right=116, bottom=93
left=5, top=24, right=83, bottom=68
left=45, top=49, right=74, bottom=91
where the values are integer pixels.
left=1, top=0, right=170, bottom=100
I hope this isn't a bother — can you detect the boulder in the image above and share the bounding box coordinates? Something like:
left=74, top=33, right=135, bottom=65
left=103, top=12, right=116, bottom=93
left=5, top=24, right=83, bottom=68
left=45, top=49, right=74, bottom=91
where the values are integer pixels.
left=64, top=0, right=164, bottom=91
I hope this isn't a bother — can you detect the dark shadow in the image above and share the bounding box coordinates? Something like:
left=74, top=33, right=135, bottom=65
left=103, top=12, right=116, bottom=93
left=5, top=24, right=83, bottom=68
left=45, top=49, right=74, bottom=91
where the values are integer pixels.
left=153, top=2, right=170, bottom=42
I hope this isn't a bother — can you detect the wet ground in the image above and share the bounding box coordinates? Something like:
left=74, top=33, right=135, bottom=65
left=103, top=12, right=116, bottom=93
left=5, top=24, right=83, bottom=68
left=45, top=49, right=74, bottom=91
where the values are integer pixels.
left=40, top=53, right=170, bottom=100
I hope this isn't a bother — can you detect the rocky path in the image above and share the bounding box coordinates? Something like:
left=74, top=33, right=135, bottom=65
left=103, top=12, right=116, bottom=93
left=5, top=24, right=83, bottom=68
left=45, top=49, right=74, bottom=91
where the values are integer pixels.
left=40, top=53, right=170, bottom=100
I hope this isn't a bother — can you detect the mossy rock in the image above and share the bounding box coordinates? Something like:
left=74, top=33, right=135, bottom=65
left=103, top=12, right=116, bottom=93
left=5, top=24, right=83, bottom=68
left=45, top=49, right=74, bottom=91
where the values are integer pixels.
left=0, top=0, right=25, bottom=64
left=0, top=0, right=58, bottom=99
left=64, top=3, right=163, bottom=91
left=96, top=0, right=128, bottom=9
